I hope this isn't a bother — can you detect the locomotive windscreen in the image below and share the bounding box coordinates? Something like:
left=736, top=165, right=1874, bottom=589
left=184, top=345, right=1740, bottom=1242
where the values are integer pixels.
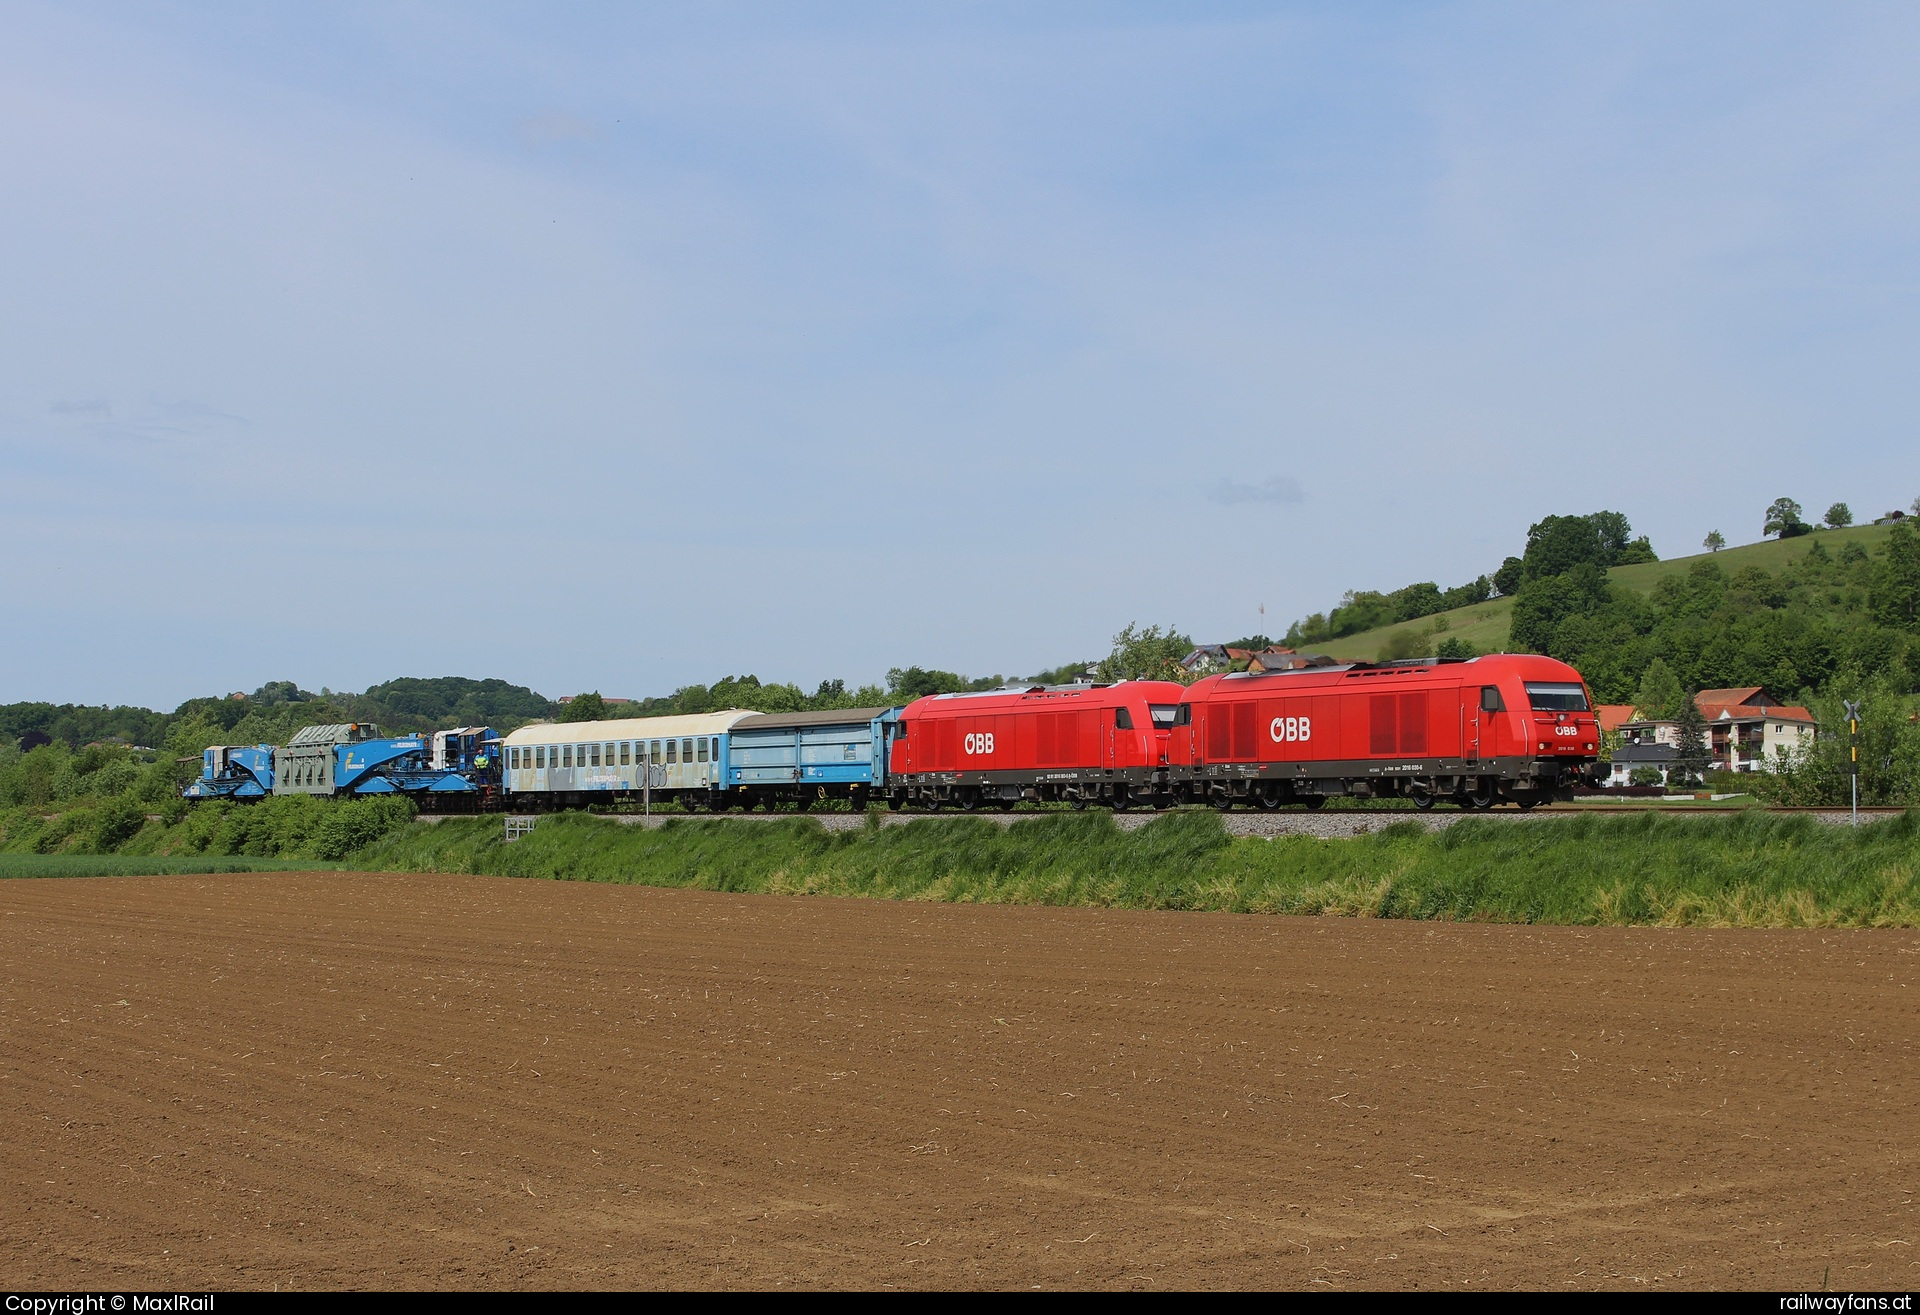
left=1524, top=682, right=1589, bottom=711
left=1149, top=705, right=1180, bottom=729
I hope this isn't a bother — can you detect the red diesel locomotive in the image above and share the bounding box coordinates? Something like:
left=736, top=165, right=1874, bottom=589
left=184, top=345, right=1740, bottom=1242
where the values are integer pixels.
left=1168, top=652, right=1600, bottom=810
left=889, top=654, right=1601, bottom=810
left=887, top=678, right=1188, bottom=810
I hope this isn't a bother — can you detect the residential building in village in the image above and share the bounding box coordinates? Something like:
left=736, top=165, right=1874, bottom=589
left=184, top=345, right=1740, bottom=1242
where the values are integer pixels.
left=1602, top=687, right=1816, bottom=786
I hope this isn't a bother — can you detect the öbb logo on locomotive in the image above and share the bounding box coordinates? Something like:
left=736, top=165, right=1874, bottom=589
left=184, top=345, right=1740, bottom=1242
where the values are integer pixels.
left=1269, top=716, right=1312, bottom=743
left=963, top=732, right=996, bottom=755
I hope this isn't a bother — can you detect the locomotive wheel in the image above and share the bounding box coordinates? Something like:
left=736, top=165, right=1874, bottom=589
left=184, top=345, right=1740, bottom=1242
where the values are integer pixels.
left=1302, top=795, right=1326, bottom=811
left=1153, top=793, right=1172, bottom=810
left=1411, top=788, right=1435, bottom=811
left=925, top=795, right=943, bottom=812
left=887, top=794, right=904, bottom=811
left=1212, top=792, right=1233, bottom=812
left=957, top=791, right=979, bottom=812
left=1254, top=791, right=1281, bottom=811
left=1070, top=795, right=1088, bottom=812
left=1113, top=789, right=1131, bottom=812
left=996, top=797, right=1015, bottom=812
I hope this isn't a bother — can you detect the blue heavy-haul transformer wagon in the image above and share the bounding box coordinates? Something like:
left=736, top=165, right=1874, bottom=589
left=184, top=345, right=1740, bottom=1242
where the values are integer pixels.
left=184, top=723, right=501, bottom=804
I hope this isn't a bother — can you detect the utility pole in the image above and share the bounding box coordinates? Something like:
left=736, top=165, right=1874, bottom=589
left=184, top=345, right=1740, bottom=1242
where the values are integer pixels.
left=1843, top=699, right=1861, bottom=825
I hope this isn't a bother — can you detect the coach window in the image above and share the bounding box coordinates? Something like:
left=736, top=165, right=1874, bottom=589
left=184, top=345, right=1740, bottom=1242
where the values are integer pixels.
left=620, top=742, right=631, bottom=766
left=696, top=738, right=707, bottom=763
left=682, top=738, right=694, bottom=762
left=650, top=740, right=661, bottom=763
left=604, top=742, right=615, bottom=764
left=1114, top=707, right=1134, bottom=730
left=587, top=744, right=597, bottom=767
left=666, top=740, right=677, bottom=763
left=536, top=746, right=546, bottom=769
left=710, top=737, right=719, bottom=761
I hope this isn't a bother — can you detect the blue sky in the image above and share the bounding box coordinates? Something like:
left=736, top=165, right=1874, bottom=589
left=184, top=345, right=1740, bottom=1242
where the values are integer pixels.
left=4, top=2, right=1918, bottom=708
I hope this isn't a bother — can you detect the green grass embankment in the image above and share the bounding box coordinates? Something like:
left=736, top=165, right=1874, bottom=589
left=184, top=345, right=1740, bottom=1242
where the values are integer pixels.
left=347, top=808, right=1920, bottom=928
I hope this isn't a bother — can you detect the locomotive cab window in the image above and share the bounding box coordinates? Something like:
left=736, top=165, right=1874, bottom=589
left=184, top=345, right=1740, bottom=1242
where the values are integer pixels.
left=1114, top=707, right=1134, bottom=730
left=1172, top=704, right=1192, bottom=727
left=1523, top=682, right=1589, bottom=712
left=1480, top=687, right=1505, bottom=713
left=1149, top=704, right=1180, bottom=730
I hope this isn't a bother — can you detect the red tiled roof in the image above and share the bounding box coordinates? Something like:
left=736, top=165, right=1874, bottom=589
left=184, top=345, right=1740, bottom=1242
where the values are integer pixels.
left=1699, top=701, right=1815, bottom=724
left=1596, top=704, right=1637, bottom=733
left=1694, top=687, right=1768, bottom=709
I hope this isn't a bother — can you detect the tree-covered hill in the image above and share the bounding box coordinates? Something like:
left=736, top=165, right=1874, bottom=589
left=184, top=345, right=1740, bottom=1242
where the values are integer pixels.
left=1302, top=519, right=1917, bottom=710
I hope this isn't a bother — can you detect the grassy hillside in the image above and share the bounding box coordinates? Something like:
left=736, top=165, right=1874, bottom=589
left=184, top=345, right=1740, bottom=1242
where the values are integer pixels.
left=1312, top=522, right=1898, bottom=664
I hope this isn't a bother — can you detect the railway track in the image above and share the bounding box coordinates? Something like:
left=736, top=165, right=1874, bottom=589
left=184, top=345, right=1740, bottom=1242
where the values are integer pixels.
left=420, top=802, right=1908, bottom=836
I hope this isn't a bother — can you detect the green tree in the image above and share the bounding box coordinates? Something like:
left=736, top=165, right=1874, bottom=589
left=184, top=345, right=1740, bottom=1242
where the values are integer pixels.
left=1491, top=556, right=1524, bottom=597
left=1765, top=676, right=1918, bottom=806
left=1703, top=530, right=1726, bottom=552
left=1672, top=695, right=1710, bottom=787
left=1435, top=636, right=1478, bottom=661
left=1872, top=522, right=1920, bottom=633
left=1764, top=497, right=1806, bottom=538
left=557, top=691, right=607, bottom=723
left=1508, top=563, right=1610, bottom=653
left=1824, top=502, right=1853, bottom=529
left=1633, top=657, right=1685, bottom=720
left=1094, top=623, right=1195, bottom=684
left=886, top=667, right=974, bottom=701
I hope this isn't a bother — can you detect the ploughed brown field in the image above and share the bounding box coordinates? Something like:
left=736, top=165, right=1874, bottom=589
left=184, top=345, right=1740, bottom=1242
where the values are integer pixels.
left=2, top=873, right=1915, bottom=1291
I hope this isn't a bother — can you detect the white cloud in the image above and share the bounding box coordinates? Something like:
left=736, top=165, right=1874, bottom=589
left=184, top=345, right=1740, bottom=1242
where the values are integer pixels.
left=1206, top=476, right=1305, bottom=506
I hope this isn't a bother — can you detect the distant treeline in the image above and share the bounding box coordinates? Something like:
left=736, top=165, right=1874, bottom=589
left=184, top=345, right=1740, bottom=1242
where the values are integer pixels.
left=1, top=675, right=560, bottom=755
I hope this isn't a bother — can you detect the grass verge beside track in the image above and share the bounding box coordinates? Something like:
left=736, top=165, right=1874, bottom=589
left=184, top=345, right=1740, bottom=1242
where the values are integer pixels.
left=350, top=807, right=1920, bottom=928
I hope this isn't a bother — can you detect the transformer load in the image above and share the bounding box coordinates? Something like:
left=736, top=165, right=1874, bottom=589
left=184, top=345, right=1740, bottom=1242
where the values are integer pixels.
left=182, top=722, right=502, bottom=807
